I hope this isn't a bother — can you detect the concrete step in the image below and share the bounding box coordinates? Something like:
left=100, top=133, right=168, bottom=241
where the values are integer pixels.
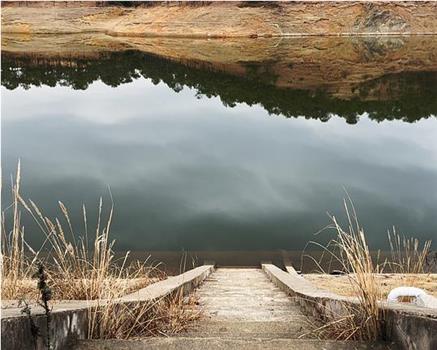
left=197, top=268, right=306, bottom=322
left=180, top=320, right=313, bottom=339
left=201, top=310, right=303, bottom=321
left=74, top=337, right=394, bottom=350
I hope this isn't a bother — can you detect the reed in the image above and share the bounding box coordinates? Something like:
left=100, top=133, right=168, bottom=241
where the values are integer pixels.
left=88, top=290, right=201, bottom=339
left=1, top=161, right=41, bottom=299
left=18, top=195, right=154, bottom=300
left=304, top=197, right=384, bottom=341
left=1, top=163, right=199, bottom=339
left=306, top=196, right=433, bottom=341
left=387, top=227, right=432, bottom=274
left=1, top=164, right=157, bottom=300
left=326, top=199, right=383, bottom=340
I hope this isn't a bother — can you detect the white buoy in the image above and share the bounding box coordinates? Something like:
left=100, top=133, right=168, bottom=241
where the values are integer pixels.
left=387, top=286, right=437, bottom=308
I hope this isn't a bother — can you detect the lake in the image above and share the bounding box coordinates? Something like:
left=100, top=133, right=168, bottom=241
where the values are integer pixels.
left=1, top=36, right=436, bottom=261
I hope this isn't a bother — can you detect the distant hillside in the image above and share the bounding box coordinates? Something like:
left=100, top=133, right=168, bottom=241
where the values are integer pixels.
left=2, top=1, right=437, bottom=36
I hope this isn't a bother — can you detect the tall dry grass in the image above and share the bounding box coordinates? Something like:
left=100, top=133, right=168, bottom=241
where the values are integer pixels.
left=1, top=162, right=41, bottom=299
left=305, top=196, right=433, bottom=341
left=387, top=227, right=432, bottom=274
left=1, top=163, right=201, bottom=339
left=88, top=291, right=201, bottom=339
left=2, top=163, right=158, bottom=301
left=324, top=199, right=383, bottom=341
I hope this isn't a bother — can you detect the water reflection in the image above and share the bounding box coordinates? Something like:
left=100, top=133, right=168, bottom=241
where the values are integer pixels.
left=2, top=35, right=437, bottom=124
left=1, top=36, right=436, bottom=252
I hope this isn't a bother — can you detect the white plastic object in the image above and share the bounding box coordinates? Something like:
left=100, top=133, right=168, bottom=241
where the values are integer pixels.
left=387, top=286, right=437, bottom=308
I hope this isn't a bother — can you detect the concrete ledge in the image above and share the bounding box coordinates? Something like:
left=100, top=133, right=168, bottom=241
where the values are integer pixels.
left=1, top=265, right=214, bottom=350
left=2, top=305, right=89, bottom=350
left=262, top=264, right=437, bottom=350
left=121, top=264, right=214, bottom=302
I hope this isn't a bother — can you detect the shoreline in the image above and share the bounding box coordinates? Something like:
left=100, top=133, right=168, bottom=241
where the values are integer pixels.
left=2, top=2, right=437, bottom=37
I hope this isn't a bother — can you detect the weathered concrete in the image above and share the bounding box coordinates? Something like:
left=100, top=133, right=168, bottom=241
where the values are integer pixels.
left=180, top=320, right=310, bottom=339
left=262, top=264, right=437, bottom=350
left=75, top=268, right=392, bottom=350
left=74, top=337, right=391, bottom=350
left=2, top=305, right=89, bottom=350
left=184, top=268, right=313, bottom=339
left=120, top=264, right=213, bottom=302
left=196, top=268, right=306, bottom=322
left=1, top=265, right=214, bottom=350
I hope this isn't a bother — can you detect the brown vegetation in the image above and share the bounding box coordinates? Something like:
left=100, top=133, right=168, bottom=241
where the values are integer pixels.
left=1, top=162, right=158, bottom=301
left=305, top=273, right=437, bottom=299
left=1, top=163, right=199, bottom=339
left=89, top=291, right=201, bottom=339
left=303, top=198, right=433, bottom=341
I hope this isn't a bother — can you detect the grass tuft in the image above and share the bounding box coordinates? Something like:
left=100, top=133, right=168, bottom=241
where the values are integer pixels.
left=387, top=227, right=432, bottom=274
left=88, top=291, right=201, bottom=339
left=304, top=195, right=433, bottom=341
left=323, top=198, right=383, bottom=341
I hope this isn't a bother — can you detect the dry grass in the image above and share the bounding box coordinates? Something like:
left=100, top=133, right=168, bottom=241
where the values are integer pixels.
left=1, top=163, right=159, bottom=301
left=304, top=196, right=434, bottom=341
left=89, top=291, right=201, bottom=339
left=1, top=162, right=40, bottom=300
left=305, top=273, right=437, bottom=299
left=387, top=228, right=432, bottom=274
left=2, top=277, right=158, bottom=302
left=327, top=201, right=382, bottom=341
left=305, top=198, right=384, bottom=341
left=1, top=163, right=200, bottom=339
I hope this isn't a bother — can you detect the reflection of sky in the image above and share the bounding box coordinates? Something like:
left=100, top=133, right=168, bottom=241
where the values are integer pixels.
left=2, top=78, right=437, bottom=250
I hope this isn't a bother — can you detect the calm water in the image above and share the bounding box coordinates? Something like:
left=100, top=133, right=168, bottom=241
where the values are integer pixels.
left=2, top=37, right=437, bottom=254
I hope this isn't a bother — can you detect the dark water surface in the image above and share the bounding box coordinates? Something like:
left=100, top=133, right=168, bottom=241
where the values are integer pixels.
left=2, top=36, right=436, bottom=255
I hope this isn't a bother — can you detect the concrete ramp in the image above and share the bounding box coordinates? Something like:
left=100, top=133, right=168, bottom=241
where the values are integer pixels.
left=185, top=268, right=310, bottom=338
left=75, top=268, right=393, bottom=350
left=75, top=337, right=391, bottom=350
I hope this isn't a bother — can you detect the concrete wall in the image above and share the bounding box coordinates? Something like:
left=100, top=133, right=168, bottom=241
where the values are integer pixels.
left=384, top=305, right=437, bottom=350
left=262, top=264, right=437, bottom=350
left=4, top=263, right=435, bottom=349
left=2, top=306, right=89, bottom=350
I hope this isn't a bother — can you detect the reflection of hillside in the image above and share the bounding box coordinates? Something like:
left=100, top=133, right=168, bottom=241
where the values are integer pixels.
left=3, top=34, right=437, bottom=99
left=2, top=36, right=437, bottom=124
